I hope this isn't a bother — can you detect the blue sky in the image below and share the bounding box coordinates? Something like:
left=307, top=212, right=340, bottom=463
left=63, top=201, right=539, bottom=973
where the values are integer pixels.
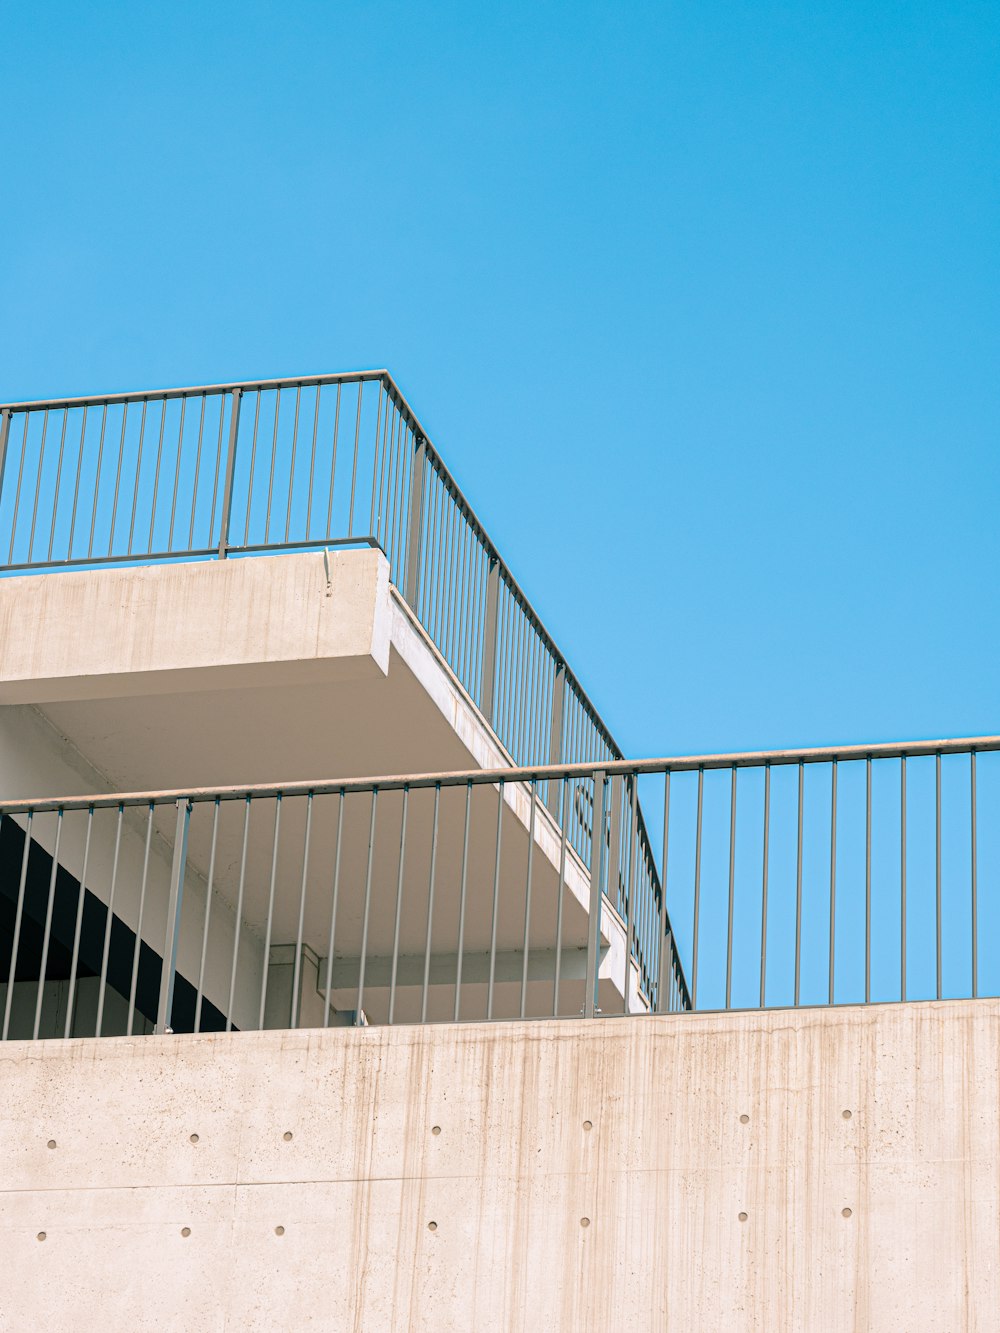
left=2, top=0, right=998, bottom=760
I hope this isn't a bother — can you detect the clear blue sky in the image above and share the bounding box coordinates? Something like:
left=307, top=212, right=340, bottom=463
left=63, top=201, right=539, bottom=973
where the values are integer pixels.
left=2, top=0, right=998, bottom=759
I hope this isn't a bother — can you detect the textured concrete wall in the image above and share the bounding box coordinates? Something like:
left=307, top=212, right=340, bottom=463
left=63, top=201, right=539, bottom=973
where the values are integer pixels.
left=1, top=1001, right=998, bottom=1331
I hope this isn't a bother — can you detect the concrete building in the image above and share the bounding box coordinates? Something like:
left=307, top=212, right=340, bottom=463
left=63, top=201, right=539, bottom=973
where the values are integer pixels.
left=0, top=371, right=996, bottom=1329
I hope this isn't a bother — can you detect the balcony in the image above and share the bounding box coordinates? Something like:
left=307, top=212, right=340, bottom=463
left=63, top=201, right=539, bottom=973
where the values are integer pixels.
left=0, top=371, right=687, bottom=1028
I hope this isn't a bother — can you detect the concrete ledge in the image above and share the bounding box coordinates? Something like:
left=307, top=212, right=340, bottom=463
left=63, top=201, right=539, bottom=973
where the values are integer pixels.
left=1, top=999, right=998, bottom=1329
left=0, top=550, right=392, bottom=702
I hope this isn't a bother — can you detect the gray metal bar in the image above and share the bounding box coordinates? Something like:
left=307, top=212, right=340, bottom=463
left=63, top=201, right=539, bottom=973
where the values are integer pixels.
left=8, top=736, right=1000, bottom=815
left=389, top=787, right=409, bottom=1025
left=290, top=792, right=313, bottom=1028
left=323, top=791, right=346, bottom=1027
left=760, top=764, right=770, bottom=1009
left=257, top=795, right=282, bottom=1029
left=657, top=772, right=671, bottom=1014
left=305, top=383, right=321, bottom=540
left=28, top=409, right=50, bottom=562
left=243, top=391, right=262, bottom=546
left=226, top=796, right=252, bottom=1033
left=187, top=397, right=207, bottom=552
left=125, top=803, right=155, bottom=1037
left=794, top=763, right=804, bottom=1007
left=31, top=809, right=62, bottom=1041
left=2, top=811, right=33, bottom=1041
left=284, top=385, right=301, bottom=544
left=194, top=798, right=220, bottom=1034
left=865, top=757, right=872, bottom=1004
left=166, top=398, right=186, bottom=552
left=325, top=383, right=342, bottom=537
left=64, top=807, right=93, bottom=1039
left=487, top=781, right=504, bottom=1021
left=519, top=780, right=537, bottom=1019
left=217, top=389, right=242, bottom=556
left=106, top=403, right=128, bottom=556
left=691, top=768, right=704, bottom=1010
left=146, top=402, right=166, bottom=553
left=126, top=401, right=148, bottom=557
left=421, top=785, right=441, bottom=1023
left=480, top=559, right=501, bottom=722
left=7, top=413, right=29, bottom=563
left=936, top=752, right=942, bottom=1001
left=67, top=405, right=89, bottom=558
left=347, top=381, right=363, bottom=534
left=355, top=788, right=378, bottom=1024
left=608, top=775, right=623, bottom=918
left=95, top=805, right=124, bottom=1038
left=454, top=782, right=472, bottom=1022
left=901, top=757, right=907, bottom=1002
left=265, top=390, right=281, bottom=544
left=208, top=395, right=226, bottom=544
left=726, top=767, right=736, bottom=1010
left=1, top=369, right=389, bottom=413
left=47, top=409, right=69, bottom=562
left=971, top=751, right=978, bottom=999
left=546, top=664, right=566, bottom=816
left=372, top=385, right=388, bottom=544
left=368, top=386, right=384, bottom=546
left=157, top=799, right=192, bottom=1034
left=0, top=407, right=11, bottom=502
left=624, top=774, right=638, bottom=1016
left=404, top=436, right=426, bottom=603
left=584, top=771, right=607, bottom=1019
left=553, top=778, right=570, bottom=1017
left=829, top=759, right=837, bottom=1006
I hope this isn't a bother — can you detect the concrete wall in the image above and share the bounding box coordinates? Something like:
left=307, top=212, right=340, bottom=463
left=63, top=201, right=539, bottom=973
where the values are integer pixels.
left=2, top=999, right=998, bottom=1331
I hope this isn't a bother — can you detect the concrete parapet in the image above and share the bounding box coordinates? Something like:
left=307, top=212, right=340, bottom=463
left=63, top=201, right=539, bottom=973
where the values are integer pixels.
left=1, top=999, right=997, bottom=1330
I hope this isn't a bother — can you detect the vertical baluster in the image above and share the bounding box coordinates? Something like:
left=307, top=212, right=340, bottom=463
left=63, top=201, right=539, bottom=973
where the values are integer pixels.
left=32, top=808, right=63, bottom=1040
left=64, top=807, right=93, bottom=1038
left=96, top=805, right=124, bottom=1038
left=487, top=781, right=504, bottom=1021
left=389, top=787, right=409, bottom=1025
left=322, top=791, right=345, bottom=1028
left=226, top=796, right=252, bottom=1033
left=794, top=763, right=804, bottom=1007
left=290, top=793, right=314, bottom=1029
left=257, top=796, right=283, bottom=1029
left=454, top=782, right=473, bottom=1022
left=355, top=789, right=378, bottom=1024
left=194, top=798, right=221, bottom=1034
left=421, top=785, right=441, bottom=1023
left=760, top=764, right=770, bottom=1009
left=126, top=803, right=155, bottom=1036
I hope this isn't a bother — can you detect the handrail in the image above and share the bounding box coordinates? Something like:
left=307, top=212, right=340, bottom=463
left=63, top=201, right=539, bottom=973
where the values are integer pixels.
left=4, top=735, right=996, bottom=813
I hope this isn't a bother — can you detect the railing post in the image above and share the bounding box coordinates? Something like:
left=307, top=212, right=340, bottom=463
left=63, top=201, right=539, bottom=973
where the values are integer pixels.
left=217, top=388, right=243, bottom=558
left=156, top=798, right=191, bottom=1034
left=584, top=770, right=607, bottom=1018
left=404, top=435, right=426, bottom=602
left=479, top=557, right=501, bottom=724
left=545, top=663, right=565, bottom=816
left=657, top=930, right=673, bottom=1014
left=0, top=408, right=11, bottom=504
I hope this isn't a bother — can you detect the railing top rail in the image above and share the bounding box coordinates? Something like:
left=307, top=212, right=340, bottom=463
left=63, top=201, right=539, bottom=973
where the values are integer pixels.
left=0, top=369, right=390, bottom=414
left=3, top=734, right=996, bottom=814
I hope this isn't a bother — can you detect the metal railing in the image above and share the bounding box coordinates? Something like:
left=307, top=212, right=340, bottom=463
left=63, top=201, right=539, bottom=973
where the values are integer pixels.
left=0, top=371, right=622, bottom=771
left=0, top=371, right=659, bottom=948
left=0, top=760, right=690, bottom=1041
left=1, top=735, right=996, bottom=1042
